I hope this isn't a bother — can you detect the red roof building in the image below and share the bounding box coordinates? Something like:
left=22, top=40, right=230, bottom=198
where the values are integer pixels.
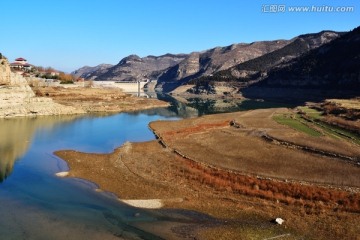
left=15, top=57, right=27, bottom=62
left=10, top=57, right=31, bottom=71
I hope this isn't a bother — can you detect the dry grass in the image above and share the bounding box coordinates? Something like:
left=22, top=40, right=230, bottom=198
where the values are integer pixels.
left=34, top=86, right=169, bottom=113
left=174, top=155, right=360, bottom=212
left=326, top=99, right=360, bottom=110
left=151, top=109, right=360, bottom=188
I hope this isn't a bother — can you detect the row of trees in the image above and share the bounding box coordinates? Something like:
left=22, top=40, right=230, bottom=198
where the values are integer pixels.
left=32, top=66, right=76, bottom=83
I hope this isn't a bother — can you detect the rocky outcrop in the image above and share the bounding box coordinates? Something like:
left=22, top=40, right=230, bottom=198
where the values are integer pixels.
left=0, top=58, right=84, bottom=118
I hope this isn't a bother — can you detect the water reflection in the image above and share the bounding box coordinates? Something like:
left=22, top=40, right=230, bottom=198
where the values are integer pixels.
left=0, top=96, right=295, bottom=238
left=0, top=115, right=82, bottom=182
left=157, top=93, right=295, bottom=118
left=0, top=111, right=180, bottom=239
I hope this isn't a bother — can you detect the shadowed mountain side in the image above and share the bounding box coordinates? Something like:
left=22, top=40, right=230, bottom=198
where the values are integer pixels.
left=241, top=27, right=360, bottom=102
left=241, top=87, right=360, bottom=105
left=207, top=31, right=342, bottom=83
left=260, top=26, right=360, bottom=89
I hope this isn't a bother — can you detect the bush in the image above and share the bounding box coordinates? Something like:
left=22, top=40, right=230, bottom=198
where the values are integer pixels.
left=60, top=80, right=74, bottom=84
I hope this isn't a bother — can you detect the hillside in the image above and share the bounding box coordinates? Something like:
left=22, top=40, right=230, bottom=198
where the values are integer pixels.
left=157, top=39, right=291, bottom=92
left=187, top=31, right=342, bottom=91
left=88, top=54, right=187, bottom=82
left=260, top=26, right=360, bottom=89
left=72, top=64, right=113, bottom=79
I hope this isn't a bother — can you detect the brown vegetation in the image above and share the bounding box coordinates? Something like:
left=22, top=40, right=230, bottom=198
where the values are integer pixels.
left=173, top=154, right=360, bottom=212
left=318, top=99, right=360, bottom=132
left=162, top=121, right=230, bottom=138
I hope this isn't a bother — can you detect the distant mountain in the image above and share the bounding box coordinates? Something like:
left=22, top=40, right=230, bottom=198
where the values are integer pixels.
left=72, top=64, right=113, bottom=79
left=157, top=39, right=291, bottom=91
left=88, top=54, right=188, bottom=82
left=72, top=28, right=357, bottom=96
left=187, top=31, right=342, bottom=88
left=260, top=27, right=360, bottom=89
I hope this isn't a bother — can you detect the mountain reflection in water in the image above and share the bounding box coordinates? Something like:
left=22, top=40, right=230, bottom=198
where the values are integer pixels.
left=0, top=115, right=82, bottom=182
left=156, top=93, right=295, bottom=118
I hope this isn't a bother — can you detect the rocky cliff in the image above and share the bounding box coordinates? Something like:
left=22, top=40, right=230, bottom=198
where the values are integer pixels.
left=0, top=58, right=83, bottom=118
left=86, top=54, right=187, bottom=81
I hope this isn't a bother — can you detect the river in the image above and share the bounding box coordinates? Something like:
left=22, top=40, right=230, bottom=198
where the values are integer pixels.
left=0, top=95, right=292, bottom=239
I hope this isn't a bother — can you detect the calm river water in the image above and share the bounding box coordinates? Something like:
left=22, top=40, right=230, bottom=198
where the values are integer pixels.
left=0, top=96, right=291, bottom=239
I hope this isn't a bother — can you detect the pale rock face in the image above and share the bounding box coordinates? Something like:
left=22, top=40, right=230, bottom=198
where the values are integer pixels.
left=0, top=59, right=84, bottom=118
left=176, top=52, right=200, bottom=80
left=0, top=58, right=12, bottom=85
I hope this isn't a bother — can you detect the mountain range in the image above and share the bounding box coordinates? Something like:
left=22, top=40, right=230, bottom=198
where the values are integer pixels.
left=72, top=64, right=114, bottom=79
left=75, top=54, right=187, bottom=82
left=72, top=26, right=359, bottom=94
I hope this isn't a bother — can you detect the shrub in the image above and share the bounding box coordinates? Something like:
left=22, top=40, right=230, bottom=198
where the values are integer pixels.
left=60, top=80, right=74, bottom=84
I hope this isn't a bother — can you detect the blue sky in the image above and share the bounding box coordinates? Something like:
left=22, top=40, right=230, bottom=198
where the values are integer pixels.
left=1, top=0, right=359, bottom=72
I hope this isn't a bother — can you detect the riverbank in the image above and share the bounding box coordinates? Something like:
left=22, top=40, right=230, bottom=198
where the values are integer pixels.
left=1, top=56, right=169, bottom=118
left=34, top=86, right=169, bottom=114
left=55, top=108, right=360, bottom=239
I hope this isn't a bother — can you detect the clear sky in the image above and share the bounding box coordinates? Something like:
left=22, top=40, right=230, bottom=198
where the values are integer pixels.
left=1, top=0, right=359, bottom=72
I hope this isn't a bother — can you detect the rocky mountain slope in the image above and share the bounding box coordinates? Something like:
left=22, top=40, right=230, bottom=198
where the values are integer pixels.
left=260, top=27, right=360, bottom=89
left=86, top=54, right=187, bottom=82
left=72, top=64, right=113, bottom=79
left=213, top=31, right=341, bottom=82
left=184, top=31, right=342, bottom=94
left=157, top=39, right=291, bottom=92
left=0, top=57, right=83, bottom=118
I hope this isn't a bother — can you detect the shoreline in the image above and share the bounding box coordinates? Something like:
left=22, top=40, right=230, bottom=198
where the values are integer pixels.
left=1, top=86, right=170, bottom=119
left=54, top=108, right=360, bottom=240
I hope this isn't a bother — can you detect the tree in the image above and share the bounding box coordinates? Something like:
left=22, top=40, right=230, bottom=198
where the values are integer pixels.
left=58, top=72, right=75, bottom=84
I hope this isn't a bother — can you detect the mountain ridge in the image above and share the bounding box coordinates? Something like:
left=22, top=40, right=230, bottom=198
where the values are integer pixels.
left=71, top=28, right=355, bottom=96
left=186, top=30, right=343, bottom=91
